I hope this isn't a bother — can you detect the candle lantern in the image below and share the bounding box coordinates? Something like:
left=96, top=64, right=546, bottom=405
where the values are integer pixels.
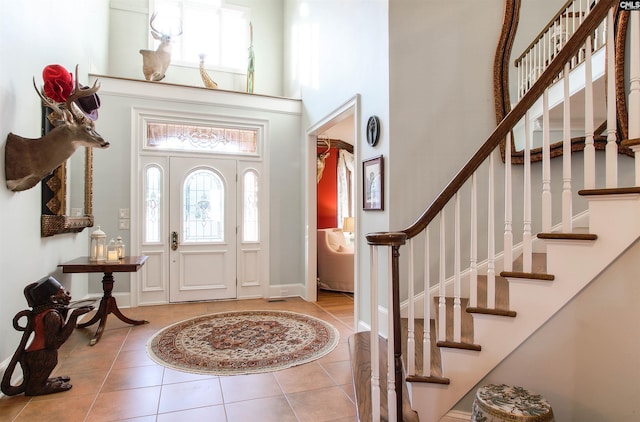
left=115, top=236, right=125, bottom=259
left=90, top=226, right=106, bottom=262
left=106, top=238, right=120, bottom=263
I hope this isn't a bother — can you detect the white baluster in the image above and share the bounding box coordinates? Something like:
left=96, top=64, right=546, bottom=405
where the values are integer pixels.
left=542, top=89, right=552, bottom=232
left=453, top=193, right=461, bottom=343
left=438, top=212, right=446, bottom=343
left=370, top=246, right=380, bottom=422
left=487, top=153, right=496, bottom=308
left=387, top=248, right=397, bottom=422
left=628, top=11, right=640, bottom=186
left=407, top=239, right=415, bottom=376
left=423, top=228, right=431, bottom=377
left=523, top=111, right=532, bottom=273
left=584, top=35, right=596, bottom=189
left=606, top=8, right=618, bottom=188
left=423, top=228, right=431, bottom=376
left=562, top=62, right=573, bottom=233
left=470, top=173, right=478, bottom=307
left=504, top=133, right=513, bottom=272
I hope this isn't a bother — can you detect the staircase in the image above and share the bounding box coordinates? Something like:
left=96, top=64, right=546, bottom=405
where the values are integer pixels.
left=350, top=1, right=640, bottom=420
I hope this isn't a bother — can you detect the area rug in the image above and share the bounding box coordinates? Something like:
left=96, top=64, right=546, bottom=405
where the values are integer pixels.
left=146, top=310, right=340, bottom=375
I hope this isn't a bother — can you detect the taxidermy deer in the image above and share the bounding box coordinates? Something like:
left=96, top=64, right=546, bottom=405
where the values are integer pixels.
left=316, top=139, right=331, bottom=183
left=140, top=13, right=182, bottom=81
left=5, top=69, right=110, bottom=192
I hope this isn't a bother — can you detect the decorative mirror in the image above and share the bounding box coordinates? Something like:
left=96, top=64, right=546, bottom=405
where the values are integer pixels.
left=41, top=106, right=95, bottom=237
left=494, top=0, right=631, bottom=163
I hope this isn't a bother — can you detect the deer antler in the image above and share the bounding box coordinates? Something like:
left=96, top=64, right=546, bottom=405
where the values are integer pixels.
left=150, top=12, right=183, bottom=38
left=64, top=65, right=100, bottom=123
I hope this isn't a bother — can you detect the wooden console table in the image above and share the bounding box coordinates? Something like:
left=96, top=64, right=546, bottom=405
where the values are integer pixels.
left=58, top=255, right=148, bottom=345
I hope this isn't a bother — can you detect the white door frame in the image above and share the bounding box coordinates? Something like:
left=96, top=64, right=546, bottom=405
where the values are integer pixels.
left=305, top=95, right=360, bottom=317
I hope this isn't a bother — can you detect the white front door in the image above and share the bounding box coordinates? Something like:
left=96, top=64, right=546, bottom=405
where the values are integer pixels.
left=169, top=156, right=237, bottom=302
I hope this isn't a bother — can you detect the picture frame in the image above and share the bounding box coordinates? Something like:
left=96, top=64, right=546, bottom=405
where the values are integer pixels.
left=363, top=155, right=384, bottom=210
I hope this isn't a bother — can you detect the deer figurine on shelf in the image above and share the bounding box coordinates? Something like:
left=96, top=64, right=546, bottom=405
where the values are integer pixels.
left=139, top=13, right=182, bottom=81
left=5, top=66, right=110, bottom=192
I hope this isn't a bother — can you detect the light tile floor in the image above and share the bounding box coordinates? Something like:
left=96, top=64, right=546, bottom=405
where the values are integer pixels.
left=0, top=290, right=357, bottom=422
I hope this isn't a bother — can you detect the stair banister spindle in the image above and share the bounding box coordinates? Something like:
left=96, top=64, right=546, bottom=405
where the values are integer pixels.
left=504, top=133, right=513, bottom=272
left=487, top=153, right=496, bottom=308
left=470, top=173, right=478, bottom=307
left=605, top=7, right=618, bottom=188
left=407, top=238, right=416, bottom=375
left=438, top=212, right=446, bottom=343
left=387, top=246, right=397, bottom=422
left=584, top=34, right=596, bottom=189
left=542, top=88, right=552, bottom=232
left=562, top=61, right=573, bottom=233
left=523, top=110, right=533, bottom=273
left=453, top=193, right=461, bottom=343
left=369, top=245, right=380, bottom=422
left=626, top=12, right=640, bottom=186
left=423, top=227, right=431, bottom=377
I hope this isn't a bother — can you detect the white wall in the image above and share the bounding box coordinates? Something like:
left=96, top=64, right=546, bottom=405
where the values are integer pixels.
left=283, top=0, right=390, bottom=324
left=0, top=0, right=110, bottom=364
left=108, top=0, right=285, bottom=97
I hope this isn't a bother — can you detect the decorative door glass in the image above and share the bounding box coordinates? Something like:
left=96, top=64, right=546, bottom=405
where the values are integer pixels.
left=144, top=166, right=162, bottom=243
left=183, top=169, right=224, bottom=242
left=242, top=170, right=259, bottom=242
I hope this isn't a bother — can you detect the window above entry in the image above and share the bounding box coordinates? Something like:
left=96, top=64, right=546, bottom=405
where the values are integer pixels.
left=150, top=0, right=251, bottom=72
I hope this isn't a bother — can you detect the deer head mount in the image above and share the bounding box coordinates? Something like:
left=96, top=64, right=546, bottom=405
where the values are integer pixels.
left=5, top=65, right=109, bottom=192
left=140, top=12, right=183, bottom=81
left=317, top=139, right=331, bottom=183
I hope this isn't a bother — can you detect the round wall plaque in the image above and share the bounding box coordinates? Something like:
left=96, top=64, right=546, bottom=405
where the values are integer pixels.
left=367, top=116, right=380, bottom=147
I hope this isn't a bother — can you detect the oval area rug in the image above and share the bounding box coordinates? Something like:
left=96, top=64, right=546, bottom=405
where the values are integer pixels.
left=146, top=310, right=340, bottom=375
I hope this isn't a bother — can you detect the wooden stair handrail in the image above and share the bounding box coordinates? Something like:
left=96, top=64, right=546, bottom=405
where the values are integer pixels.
left=366, top=0, right=616, bottom=244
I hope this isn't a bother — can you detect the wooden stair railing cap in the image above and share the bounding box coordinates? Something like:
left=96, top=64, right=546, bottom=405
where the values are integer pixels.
left=366, top=232, right=407, bottom=246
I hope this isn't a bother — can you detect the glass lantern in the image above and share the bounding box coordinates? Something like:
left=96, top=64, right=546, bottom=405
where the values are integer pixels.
left=115, top=236, right=125, bottom=259
left=90, top=226, right=106, bottom=262
left=106, top=238, right=120, bottom=263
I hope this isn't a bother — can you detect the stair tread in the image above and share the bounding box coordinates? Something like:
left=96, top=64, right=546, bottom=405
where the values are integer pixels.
left=349, top=331, right=420, bottom=422
left=537, top=231, right=597, bottom=240
left=579, top=186, right=640, bottom=196
left=501, top=252, right=554, bottom=280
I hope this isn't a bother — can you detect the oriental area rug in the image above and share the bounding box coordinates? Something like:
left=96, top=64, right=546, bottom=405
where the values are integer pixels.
left=146, top=310, right=340, bottom=376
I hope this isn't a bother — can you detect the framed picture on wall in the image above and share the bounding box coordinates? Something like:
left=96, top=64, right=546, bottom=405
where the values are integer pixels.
left=363, top=155, right=383, bottom=210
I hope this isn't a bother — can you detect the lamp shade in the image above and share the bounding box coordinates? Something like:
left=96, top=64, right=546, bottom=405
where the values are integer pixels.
left=343, top=217, right=355, bottom=233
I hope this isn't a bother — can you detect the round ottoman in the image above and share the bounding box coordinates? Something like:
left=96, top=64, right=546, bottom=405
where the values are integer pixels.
left=471, top=384, right=554, bottom=422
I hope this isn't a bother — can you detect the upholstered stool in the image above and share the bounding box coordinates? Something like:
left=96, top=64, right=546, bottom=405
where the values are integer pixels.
left=471, top=384, right=554, bottom=422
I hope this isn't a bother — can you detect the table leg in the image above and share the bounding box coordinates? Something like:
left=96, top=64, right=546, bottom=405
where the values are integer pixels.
left=76, top=271, right=148, bottom=345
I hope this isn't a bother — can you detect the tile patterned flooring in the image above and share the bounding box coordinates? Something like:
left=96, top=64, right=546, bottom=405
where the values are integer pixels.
left=0, top=290, right=357, bottom=422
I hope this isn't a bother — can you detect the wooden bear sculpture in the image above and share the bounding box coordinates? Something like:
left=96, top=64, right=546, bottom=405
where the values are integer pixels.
left=1, top=276, right=93, bottom=396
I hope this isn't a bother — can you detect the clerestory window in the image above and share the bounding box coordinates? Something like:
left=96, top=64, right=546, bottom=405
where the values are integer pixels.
left=150, top=0, right=251, bottom=71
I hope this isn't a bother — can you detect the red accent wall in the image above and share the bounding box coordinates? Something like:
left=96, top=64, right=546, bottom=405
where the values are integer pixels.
left=317, top=147, right=338, bottom=228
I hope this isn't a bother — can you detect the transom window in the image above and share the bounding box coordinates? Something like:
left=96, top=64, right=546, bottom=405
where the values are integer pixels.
left=146, top=121, right=258, bottom=155
left=151, top=0, right=251, bottom=71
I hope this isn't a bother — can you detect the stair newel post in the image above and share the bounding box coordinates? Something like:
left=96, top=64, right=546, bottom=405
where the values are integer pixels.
left=366, top=232, right=407, bottom=422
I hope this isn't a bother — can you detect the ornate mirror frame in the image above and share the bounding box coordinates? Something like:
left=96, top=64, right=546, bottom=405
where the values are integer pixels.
left=41, top=106, right=94, bottom=237
left=494, top=0, right=630, bottom=163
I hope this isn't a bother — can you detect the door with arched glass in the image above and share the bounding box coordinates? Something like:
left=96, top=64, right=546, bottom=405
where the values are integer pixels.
left=169, top=157, right=237, bottom=302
